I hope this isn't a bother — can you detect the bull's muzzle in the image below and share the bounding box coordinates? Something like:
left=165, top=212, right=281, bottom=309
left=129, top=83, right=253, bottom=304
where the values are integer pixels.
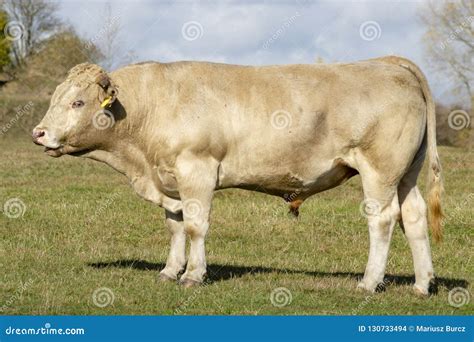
left=32, top=128, right=45, bottom=145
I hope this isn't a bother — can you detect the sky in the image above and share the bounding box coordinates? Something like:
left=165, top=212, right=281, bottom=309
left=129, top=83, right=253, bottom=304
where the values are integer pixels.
left=56, top=0, right=451, bottom=100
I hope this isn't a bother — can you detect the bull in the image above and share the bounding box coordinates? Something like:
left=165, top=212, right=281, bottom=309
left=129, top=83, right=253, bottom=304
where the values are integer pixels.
left=33, top=56, right=443, bottom=295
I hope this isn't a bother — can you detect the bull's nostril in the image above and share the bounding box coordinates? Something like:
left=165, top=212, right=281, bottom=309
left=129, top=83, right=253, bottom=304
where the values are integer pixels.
left=32, top=129, right=45, bottom=142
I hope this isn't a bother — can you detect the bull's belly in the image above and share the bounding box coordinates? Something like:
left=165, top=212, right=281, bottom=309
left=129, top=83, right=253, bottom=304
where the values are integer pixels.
left=217, top=157, right=358, bottom=199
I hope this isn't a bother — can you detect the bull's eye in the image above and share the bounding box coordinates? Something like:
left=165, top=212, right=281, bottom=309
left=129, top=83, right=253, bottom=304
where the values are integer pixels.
left=72, top=100, right=84, bottom=108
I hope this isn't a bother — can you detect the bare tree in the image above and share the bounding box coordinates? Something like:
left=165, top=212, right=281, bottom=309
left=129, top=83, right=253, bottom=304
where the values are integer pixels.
left=89, top=3, right=135, bottom=71
left=420, top=0, right=474, bottom=109
left=2, top=0, right=60, bottom=66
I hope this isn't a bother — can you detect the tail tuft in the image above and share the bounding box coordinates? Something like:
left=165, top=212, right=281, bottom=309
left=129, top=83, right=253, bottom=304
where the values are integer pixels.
left=427, top=159, right=444, bottom=243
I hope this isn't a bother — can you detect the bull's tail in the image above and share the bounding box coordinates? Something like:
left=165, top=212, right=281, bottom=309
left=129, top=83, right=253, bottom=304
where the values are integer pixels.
left=421, top=69, right=444, bottom=243
left=374, top=56, right=444, bottom=242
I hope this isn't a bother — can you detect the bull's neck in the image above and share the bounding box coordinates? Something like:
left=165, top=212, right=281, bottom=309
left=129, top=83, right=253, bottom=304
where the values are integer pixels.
left=85, top=113, right=162, bottom=181
left=84, top=65, right=171, bottom=180
left=84, top=137, right=156, bottom=184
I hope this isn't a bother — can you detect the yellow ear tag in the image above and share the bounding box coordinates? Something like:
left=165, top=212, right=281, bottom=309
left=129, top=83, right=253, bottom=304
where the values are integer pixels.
left=100, top=97, right=112, bottom=108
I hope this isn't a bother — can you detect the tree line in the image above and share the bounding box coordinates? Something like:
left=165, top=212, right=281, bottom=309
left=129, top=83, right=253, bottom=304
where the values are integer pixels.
left=0, top=0, right=133, bottom=81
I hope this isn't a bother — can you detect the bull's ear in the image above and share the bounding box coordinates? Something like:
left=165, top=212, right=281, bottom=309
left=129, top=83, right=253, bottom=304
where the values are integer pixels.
left=96, top=74, right=118, bottom=105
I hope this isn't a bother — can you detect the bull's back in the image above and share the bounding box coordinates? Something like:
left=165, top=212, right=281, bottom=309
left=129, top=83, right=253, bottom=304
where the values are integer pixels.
left=181, top=62, right=422, bottom=151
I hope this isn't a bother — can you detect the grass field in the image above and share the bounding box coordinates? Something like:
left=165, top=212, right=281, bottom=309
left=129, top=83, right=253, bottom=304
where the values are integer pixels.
left=0, top=136, right=472, bottom=315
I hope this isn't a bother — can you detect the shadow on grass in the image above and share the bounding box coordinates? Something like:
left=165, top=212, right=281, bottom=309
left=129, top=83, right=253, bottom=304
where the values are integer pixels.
left=88, top=259, right=468, bottom=292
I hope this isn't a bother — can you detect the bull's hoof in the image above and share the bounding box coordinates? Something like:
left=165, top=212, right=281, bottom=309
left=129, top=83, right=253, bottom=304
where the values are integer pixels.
left=413, top=285, right=429, bottom=297
left=179, top=278, right=202, bottom=288
left=356, top=281, right=376, bottom=293
left=158, top=272, right=176, bottom=283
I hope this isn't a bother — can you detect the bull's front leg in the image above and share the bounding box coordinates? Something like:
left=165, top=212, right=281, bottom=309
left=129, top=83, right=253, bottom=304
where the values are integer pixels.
left=159, top=210, right=186, bottom=281
left=175, top=155, right=218, bottom=287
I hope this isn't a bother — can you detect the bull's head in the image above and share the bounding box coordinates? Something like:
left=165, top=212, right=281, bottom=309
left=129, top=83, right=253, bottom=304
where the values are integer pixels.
left=32, top=63, right=118, bottom=157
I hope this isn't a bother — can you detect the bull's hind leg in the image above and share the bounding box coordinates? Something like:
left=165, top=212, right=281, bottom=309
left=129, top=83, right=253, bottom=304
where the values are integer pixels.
left=159, top=210, right=186, bottom=281
left=398, top=176, right=435, bottom=296
left=358, top=172, right=400, bottom=292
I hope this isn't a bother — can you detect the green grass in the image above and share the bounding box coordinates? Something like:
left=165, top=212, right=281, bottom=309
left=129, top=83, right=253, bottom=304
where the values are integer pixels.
left=0, top=136, right=472, bottom=315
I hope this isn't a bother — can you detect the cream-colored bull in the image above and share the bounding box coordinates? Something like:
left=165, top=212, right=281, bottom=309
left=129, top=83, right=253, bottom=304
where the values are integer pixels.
left=33, top=56, right=443, bottom=295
